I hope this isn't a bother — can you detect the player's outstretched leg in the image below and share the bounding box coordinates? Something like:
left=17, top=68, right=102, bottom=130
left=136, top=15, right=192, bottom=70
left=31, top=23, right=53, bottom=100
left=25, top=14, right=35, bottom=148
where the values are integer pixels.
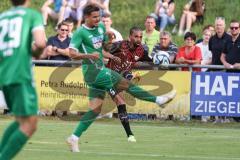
left=126, top=82, right=176, bottom=107
left=67, top=109, right=100, bottom=152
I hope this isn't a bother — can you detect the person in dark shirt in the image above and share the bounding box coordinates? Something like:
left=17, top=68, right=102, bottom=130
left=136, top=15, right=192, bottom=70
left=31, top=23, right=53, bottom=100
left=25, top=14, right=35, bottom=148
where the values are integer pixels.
left=221, top=19, right=240, bottom=72
left=40, top=21, right=70, bottom=65
left=106, top=27, right=146, bottom=142
left=209, top=17, right=231, bottom=69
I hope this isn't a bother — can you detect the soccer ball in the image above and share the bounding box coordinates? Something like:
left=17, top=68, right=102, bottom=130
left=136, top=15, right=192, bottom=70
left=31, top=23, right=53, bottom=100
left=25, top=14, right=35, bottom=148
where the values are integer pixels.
left=153, top=51, right=170, bottom=65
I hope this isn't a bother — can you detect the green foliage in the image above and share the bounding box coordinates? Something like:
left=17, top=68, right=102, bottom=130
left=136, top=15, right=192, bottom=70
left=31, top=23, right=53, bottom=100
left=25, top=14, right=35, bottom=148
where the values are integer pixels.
left=1, top=0, right=240, bottom=45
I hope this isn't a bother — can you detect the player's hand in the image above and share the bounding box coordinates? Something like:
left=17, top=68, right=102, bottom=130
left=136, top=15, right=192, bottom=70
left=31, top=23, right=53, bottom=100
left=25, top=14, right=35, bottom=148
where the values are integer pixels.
left=111, top=56, right=121, bottom=64
left=89, top=53, right=100, bottom=60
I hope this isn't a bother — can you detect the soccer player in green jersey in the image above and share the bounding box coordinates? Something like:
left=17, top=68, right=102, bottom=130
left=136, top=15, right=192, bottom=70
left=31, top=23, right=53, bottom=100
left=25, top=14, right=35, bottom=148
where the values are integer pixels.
left=66, top=4, right=176, bottom=152
left=0, top=0, right=46, bottom=159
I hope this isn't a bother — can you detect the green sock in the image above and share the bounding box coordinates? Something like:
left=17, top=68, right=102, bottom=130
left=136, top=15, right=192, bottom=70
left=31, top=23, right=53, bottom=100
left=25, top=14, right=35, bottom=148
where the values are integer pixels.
left=0, top=121, right=19, bottom=152
left=73, top=109, right=99, bottom=137
left=0, top=128, right=28, bottom=160
left=127, top=83, right=156, bottom=102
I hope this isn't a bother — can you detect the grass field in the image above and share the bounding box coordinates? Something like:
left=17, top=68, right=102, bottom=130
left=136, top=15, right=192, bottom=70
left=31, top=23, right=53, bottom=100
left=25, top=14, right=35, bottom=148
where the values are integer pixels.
left=1, top=117, right=240, bottom=160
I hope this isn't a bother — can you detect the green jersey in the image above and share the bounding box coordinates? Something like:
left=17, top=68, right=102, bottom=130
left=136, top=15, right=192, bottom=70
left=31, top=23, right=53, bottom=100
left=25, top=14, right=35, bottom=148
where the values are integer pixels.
left=0, top=7, right=44, bottom=86
left=69, top=22, right=108, bottom=83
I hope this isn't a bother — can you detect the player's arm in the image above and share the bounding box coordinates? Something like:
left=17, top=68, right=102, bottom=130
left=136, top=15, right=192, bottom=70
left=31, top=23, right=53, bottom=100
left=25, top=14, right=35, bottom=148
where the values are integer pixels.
left=102, top=50, right=121, bottom=63
left=69, top=48, right=99, bottom=60
left=32, top=29, right=47, bottom=58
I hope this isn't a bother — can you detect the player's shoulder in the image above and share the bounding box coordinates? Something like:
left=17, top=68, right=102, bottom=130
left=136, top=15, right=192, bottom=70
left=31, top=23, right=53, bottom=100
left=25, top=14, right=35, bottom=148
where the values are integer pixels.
left=98, top=22, right=106, bottom=32
left=73, top=25, right=85, bottom=36
left=25, top=7, right=41, bottom=14
left=98, top=21, right=105, bottom=28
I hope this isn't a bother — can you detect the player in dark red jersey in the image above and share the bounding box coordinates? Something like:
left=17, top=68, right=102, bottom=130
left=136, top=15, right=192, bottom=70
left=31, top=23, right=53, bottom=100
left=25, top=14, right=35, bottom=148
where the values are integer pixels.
left=106, top=27, right=146, bottom=142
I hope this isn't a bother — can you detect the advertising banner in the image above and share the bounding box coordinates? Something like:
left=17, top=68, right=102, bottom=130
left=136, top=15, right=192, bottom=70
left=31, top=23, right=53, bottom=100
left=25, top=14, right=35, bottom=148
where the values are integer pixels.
left=35, top=67, right=191, bottom=116
left=191, top=72, right=240, bottom=117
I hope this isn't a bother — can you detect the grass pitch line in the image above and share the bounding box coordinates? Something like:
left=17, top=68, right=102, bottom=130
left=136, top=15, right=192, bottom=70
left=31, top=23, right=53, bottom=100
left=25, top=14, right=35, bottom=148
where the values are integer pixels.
left=23, top=148, right=240, bottom=160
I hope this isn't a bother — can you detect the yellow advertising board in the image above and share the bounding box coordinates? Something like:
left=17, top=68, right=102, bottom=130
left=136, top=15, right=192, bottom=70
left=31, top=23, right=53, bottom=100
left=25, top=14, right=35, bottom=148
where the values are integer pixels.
left=34, top=67, right=191, bottom=116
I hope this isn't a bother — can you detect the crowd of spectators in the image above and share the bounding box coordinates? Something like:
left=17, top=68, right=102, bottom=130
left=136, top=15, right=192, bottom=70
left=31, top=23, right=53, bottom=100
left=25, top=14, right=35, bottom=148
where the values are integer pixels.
left=38, top=0, right=236, bottom=72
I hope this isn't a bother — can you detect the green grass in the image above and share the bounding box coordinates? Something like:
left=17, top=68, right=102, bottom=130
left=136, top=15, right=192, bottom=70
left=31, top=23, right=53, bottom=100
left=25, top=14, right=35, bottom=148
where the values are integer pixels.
left=1, top=118, right=240, bottom=160
left=1, top=0, right=240, bottom=45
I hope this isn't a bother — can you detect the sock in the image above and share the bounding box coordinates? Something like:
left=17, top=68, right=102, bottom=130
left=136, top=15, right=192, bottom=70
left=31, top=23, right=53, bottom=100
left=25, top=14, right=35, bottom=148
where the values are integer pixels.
left=0, top=129, right=28, bottom=160
left=0, top=121, right=19, bottom=152
left=126, top=83, right=156, bottom=102
left=117, top=104, right=133, bottom=137
left=73, top=109, right=99, bottom=137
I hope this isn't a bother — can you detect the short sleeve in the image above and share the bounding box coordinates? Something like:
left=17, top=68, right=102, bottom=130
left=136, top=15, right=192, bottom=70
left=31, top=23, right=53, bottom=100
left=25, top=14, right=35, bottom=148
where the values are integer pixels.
left=69, top=29, right=82, bottom=52
left=31, top=10, right=44, bottom=33
left=222, top=42, right=228, bottom=54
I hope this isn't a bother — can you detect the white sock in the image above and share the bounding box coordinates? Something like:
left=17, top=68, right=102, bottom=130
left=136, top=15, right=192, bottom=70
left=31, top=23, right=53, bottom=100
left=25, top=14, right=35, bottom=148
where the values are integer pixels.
left=71, top=134, right=79, bottom=141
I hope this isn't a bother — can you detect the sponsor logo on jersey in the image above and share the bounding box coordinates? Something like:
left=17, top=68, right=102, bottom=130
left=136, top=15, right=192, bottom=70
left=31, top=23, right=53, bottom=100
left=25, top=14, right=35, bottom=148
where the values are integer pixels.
left=92, top=35, right=103, bottom=49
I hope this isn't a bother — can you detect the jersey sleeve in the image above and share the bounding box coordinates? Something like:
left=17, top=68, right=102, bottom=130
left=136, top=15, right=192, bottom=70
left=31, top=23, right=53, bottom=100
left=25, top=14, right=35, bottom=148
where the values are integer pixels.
left=31, top=10, right=44, bottom=33
left=69, top=29, right=82, bottom=52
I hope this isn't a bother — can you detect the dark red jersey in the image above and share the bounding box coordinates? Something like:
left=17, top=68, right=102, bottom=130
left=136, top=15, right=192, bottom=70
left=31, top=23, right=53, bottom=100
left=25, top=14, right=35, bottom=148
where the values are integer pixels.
left=106, top=40, right=144, bottom=73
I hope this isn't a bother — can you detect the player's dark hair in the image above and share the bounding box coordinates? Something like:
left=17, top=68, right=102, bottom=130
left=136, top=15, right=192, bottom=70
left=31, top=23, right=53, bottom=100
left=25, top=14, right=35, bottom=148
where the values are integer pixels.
left=184, top=32, right=197, bottom=41
left=129, top=26, right=142, bottom=36
left=83, top=4, right=100, bottom=16
left=11, top=0, right=26, bottom=6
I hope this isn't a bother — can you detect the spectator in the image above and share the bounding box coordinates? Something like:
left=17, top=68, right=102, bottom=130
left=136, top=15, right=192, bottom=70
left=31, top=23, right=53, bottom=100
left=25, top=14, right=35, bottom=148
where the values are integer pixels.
left=88, top=0, right=111, bottom=16
left=41, top=0, right=63, bottom=26
left=196, top=28, right=212, bottom=71
left=40, top=22, right=71, bottom=63
left=178, top=0, right=205, bottom=36
left=142, top=16, right=160, bottom=57
left=209, top=17, right=231, bottom=70
left=59, top=0, right=88, bottom=27
left=101, top=15, right=123, bottom=42
left=221, top=20, right=240, bottom=123
left=63, top=17, right=75, bottom=37
left=221, top=19, right=240, bottom=72
left=154, top=0, right=176, bottom=32
left=175, top=32, right=202, bottom=71
left=196, top=24, right=215, bottom=43
left=151, top=31, right=178, bottom=63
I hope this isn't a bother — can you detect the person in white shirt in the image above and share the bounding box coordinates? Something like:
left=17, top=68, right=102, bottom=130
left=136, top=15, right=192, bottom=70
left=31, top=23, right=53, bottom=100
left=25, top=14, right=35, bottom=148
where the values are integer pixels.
left=101, top=14, right=123, bottom=42
left=196, top=27, right=212, bottom=72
